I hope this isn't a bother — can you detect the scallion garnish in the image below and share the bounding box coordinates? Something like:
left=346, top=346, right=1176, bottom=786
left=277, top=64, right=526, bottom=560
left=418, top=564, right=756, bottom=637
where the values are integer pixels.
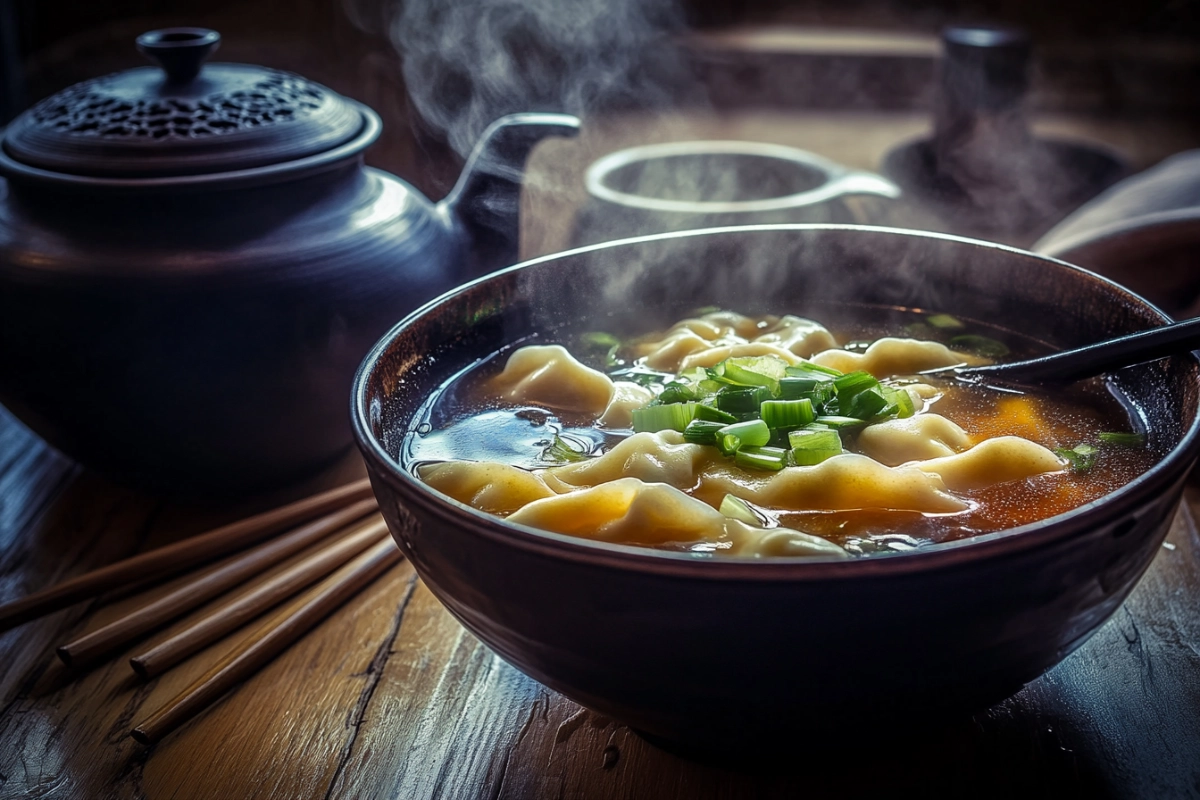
left=542, top=434, right=591, bottom=463
left=760, top=398, right=816, bottom=429
left=950, top=334, right=1010, bottom=358
left=843, top=387, right=889, bottom=420
left=1056, top=443, right=1099, bottom=472
left=694, top=404, right=738, bottom=424
left=716, top=387, right=771, bottom=414
left=833, top=371, right=879, bottom=400
left=788, top=428, right=843, bottom=465
left=815, top=415, right=868, bottom=429
left=717, top=419, right=771, bottom=448
left=787, top=361, right=843, bottom=378
left=926, top=313, right=965, bottom=329
left=1098, top=432, right=1146, bottom=447
left=735, top=446, right=789, bottom=472
left=718, top=432, right=742, bottom=456
left=682, top=419, right=727, bottom=445
left=631, top=403, right=699, bottom=433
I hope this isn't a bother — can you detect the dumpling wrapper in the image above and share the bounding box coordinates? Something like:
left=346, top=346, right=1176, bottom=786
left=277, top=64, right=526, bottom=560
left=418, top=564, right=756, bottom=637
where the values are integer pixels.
left=507, top=477, right=847, bottom=557
left=638, top=330, right=715, bottom=370
left=913, top=436, right=1066, bottom=491
left=419, top=461, right=558, bottom=515
left=753, top=316, right=838, bottom=358
left=543, top=430, right=715, bottom=492
left=490, top=344, right=614, bottom=414
left=811, top=337, right=988, bottom=378
left=598, top=381, right=655, bottom=428
left=679, top=343, right=802, bottom=370
left=857, top=413, right=973, bottom=467
left=702, top=453, right=969, bottom=514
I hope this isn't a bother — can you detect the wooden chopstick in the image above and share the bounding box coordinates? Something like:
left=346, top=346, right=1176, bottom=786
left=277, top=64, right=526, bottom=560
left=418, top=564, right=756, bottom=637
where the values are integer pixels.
left=130, top=537, right=402, bottom=746
left=0, top=478, right=374, bottom=632
left=129, top=518, right=390, bottom=679
left=56, top=502, right=380, bottom=668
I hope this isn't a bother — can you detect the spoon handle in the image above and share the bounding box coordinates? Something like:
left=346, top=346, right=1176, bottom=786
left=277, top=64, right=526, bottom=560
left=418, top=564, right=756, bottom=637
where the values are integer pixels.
left=960, top=316, right=1200, bottom=385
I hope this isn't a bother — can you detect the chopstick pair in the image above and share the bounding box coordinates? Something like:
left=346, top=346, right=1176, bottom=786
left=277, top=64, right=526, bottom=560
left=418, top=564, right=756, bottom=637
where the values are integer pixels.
left=0, top=477, right=377, bottom=632
left=0, top=477, right=407, bottom=744
left=131, top=537, right=403, bottom=745
left=56, top=500, right=381, bottom=668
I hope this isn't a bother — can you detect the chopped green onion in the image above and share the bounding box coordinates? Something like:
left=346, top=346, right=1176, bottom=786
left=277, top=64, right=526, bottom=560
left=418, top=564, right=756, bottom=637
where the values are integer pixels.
left=926, top=313, right=965, bottom=329
left=950, top=334, right=1010, bottom=358
left=883, top=386, right=916, bottom=418
left=632, top=403, right=699, bottom=433
left=716, top=387, right=771, bottom=414
left=682, top=419, right=727, bottom=445
left=719, top=494, right=765, bottom=525
left=1056, top=443, right=1099, bottom=472
left=713, top=356, right=786, bottom=395
left=760, top=398, right=816, bottom=429
left=717, top=419, right=771, bottom=448
left=787, top=361, right=843, bottom=377
left=656, top=381, right=703, bottom=405
left=1099, top=432, right=1146, bottom=447
left=694, top=404, right=738, bottom=424
left=718, top=433, right=742, bottom=456
left=541, top=434, right=591, bottom=463
left=815, top=415, right=868, bottom=430
left=788, top=429, right=843, bottom=465
left=579, top=331, right=620, bottom=349
left=779, top=376, right=833, bottom=400
left=833, top=370, right=879, bottom=398
left=843, top=388, right=889, bottom=420
left=735, top=446, right=789, bottom=472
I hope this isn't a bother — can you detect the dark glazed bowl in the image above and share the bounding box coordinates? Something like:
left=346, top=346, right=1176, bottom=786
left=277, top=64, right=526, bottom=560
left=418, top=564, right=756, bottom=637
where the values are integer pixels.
left=352, top=225, right=1200, bottom=755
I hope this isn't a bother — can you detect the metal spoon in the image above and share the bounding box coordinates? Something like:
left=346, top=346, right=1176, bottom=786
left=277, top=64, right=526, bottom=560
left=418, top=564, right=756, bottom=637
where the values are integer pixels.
left=950, top=316, right=1200, bottom=386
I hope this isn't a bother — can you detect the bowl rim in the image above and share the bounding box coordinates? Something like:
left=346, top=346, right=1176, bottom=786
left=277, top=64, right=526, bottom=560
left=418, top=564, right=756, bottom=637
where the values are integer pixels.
left=352, top=223, right=1200, bottom=579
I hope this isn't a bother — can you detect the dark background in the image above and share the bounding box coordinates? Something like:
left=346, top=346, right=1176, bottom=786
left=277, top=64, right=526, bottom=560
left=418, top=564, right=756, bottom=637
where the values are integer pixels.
left=1, top=0, right=1197, bottom=196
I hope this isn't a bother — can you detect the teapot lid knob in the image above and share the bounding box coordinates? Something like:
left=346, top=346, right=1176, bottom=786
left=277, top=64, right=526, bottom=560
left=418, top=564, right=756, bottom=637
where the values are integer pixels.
left=136, top=28, right=221, bottom=84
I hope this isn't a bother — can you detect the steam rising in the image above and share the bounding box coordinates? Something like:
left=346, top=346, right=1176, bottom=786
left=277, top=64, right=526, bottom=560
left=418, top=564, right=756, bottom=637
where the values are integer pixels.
left=392, top=0, right=695, bottom=156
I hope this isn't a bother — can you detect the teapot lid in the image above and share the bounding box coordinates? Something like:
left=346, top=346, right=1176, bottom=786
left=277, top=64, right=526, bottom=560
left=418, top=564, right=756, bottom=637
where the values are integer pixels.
left=1, top=28, right=367, bottom=179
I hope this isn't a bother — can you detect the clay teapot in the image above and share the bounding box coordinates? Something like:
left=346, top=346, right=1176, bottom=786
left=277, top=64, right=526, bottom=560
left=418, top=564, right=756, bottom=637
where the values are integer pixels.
left=0, top=27, right=579, bottom=494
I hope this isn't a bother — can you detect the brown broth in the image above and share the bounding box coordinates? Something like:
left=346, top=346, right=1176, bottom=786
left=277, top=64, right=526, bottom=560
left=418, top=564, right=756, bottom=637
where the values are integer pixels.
left=407, top=308, right=1157, bottom=555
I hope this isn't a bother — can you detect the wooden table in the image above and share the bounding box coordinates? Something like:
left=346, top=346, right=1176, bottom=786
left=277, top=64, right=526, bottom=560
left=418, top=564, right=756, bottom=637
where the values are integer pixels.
left=1, top=403, right=1200, bottom=799
left=4, top=104, right=1200, bottom=798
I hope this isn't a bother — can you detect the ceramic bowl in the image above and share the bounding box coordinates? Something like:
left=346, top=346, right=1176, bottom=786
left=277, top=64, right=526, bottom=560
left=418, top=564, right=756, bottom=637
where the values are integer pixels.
left=351, top=225, right=1200, bottom=755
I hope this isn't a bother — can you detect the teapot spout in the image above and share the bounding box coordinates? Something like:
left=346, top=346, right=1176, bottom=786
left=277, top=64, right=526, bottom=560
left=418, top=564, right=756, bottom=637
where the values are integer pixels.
left=439, top=113, right=581, bottom=280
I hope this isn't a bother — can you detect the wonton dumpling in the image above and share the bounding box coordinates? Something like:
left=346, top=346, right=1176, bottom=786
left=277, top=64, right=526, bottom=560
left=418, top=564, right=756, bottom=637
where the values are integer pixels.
left=598, top=381, right=655, bottom=428
left=507, top=478, right=724, bottom=545
left=701, top=453, right=969, bottom=513
left=914, top=436, right=1065, bottom=491
left=638, top=330, right=715, bottom=370
left=753, top=316, right=838, bottom=358
left=857, top=414, right=973, bottom=467
left=508, top=477, right=848, bottom=557
left=419, top=461, right=558, bottom=514
left=679, top=343, right=802, bottom=370
left=723, top=519, right=850, bottom=559
left=811, top=338, right=987, bottom=378
left=543, top=430, right=714, bottom=491
left=490, top=345, right=614, bottom=414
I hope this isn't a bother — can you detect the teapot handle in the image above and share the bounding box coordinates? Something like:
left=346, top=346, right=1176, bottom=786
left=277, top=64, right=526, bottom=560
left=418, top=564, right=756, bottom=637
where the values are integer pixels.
left=439, top=113, right=581, bottom=281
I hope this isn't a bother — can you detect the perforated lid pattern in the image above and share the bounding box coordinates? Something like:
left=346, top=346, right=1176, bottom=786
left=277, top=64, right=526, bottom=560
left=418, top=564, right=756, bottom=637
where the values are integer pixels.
left=28, top=71, right=325, bottom=140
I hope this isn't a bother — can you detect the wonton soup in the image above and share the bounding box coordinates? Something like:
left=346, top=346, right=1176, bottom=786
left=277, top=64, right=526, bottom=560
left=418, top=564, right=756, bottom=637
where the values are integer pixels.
left=406, top=308, right=1156, bottom=558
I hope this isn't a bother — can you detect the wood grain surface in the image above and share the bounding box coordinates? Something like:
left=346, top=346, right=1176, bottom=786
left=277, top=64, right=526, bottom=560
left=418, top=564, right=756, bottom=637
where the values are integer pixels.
left=1, top=400, right=1199, bottom=799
